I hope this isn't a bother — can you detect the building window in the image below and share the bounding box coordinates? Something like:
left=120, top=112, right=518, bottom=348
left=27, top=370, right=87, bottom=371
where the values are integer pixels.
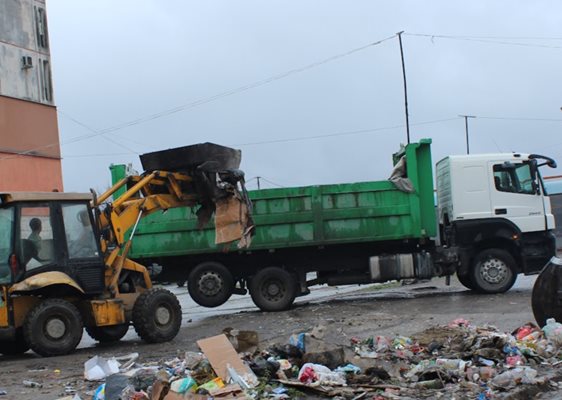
left=39, top=58, right=53, bottom=102
left=34, top=6, right=49, bottom=49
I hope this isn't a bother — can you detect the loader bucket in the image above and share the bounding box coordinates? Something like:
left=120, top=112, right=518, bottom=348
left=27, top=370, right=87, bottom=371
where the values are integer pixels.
left=140, top=142, right=241, bottom=173
left=531, top=257, right=562, bottom=327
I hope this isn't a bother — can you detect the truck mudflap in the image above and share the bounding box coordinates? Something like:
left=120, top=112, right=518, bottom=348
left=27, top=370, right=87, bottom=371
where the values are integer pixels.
left=532, top=257, right=562, bottom=327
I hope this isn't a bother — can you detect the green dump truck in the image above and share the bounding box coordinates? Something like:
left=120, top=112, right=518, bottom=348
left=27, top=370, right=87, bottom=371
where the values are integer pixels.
left=111, top=139, right=557, bottom=311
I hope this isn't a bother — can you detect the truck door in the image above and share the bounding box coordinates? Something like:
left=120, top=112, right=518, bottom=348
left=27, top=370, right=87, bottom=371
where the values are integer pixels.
left=489, top=161, right=546, bottom=233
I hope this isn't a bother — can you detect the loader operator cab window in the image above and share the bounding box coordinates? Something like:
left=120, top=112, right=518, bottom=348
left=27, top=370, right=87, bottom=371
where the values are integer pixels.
left=493, top=163, right=535, bottom=195
left=0, top=208, right=14, bottom=284
left=62, top=204, right=98, bottom=259
left=18, top=205, right=55, bottom=271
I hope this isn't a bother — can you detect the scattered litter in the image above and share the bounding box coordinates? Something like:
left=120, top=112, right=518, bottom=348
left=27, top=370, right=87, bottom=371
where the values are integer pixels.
left=26, top=320, right=562, bottom=399
left=22, top=380, right=42, bottom=388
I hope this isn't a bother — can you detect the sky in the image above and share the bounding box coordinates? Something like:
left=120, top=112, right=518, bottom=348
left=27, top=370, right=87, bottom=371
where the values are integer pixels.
left=46, top=0, right=562, bottom=193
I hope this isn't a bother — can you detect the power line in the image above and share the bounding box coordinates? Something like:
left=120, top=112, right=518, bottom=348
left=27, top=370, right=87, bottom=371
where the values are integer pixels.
left=64, top=35, right=395, bottom=140
left=259, top=177, right=285, bottom=188
left=477, top=116, right=562, bottom=122
left=405, top=32, right=562, bottom=49
left=0, top=34, right=395, bottom=162
left=233, top=117, right=458, bottom=147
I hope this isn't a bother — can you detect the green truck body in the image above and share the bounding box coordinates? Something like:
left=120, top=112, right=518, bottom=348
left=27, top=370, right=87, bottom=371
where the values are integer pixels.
left=113, top=139, right=435, bottom=259
left=111, top=138, right=556, bottom=311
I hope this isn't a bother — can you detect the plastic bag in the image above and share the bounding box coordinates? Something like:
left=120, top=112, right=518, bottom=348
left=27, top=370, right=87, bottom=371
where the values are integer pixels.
left=297, top=363, right=346, bottom=385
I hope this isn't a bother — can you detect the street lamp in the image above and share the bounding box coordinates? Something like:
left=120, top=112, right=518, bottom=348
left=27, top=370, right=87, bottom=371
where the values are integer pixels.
left=459, top=115, right=476, bottom=154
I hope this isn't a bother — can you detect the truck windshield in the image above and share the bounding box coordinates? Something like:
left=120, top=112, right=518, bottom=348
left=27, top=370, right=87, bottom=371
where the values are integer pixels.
left=493, top=162, right=535, bottom=195
left=0, top=208, right=14, bottom=285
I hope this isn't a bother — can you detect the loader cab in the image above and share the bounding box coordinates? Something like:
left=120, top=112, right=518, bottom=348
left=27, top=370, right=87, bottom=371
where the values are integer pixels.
left=0, top=193, right=105, bottom=294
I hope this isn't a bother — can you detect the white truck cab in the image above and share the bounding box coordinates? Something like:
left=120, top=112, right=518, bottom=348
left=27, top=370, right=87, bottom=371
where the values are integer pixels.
left=436, top=152, right=557, bottom=293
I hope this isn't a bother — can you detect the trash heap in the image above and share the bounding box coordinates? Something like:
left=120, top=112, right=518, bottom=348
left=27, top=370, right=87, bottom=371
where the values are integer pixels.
left=60, top=319, right=562, bottom=400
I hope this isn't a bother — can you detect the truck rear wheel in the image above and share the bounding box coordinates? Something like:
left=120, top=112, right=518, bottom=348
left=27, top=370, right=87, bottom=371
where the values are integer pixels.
left=249, top=267, right=297, bottom=312
left=86, top=324, right=130, bottom=343
left=0, top=329, right=29, bottom=355
left=23, top=299, right=83, bottom=357
left=132, top=288, right=181, bottom=343
left=470, top=249, right=517, bottom=294
left=188, top=262, right=234, bottom=307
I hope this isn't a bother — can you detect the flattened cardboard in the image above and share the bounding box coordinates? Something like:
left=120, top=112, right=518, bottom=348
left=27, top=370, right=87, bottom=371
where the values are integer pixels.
left=196, top=334, right=257, bottom=387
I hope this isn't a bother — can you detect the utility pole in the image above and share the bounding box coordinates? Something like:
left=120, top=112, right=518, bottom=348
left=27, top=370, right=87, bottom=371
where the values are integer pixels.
left=256, top=176, right=261, bottom=190
left=397, top=31, right=410, bottom=144
left=459, top=115, right=476, bottom=154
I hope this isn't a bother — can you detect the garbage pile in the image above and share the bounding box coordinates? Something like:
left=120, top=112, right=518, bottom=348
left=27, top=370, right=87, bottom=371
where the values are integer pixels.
left=56, top=319, right=562, bottom=399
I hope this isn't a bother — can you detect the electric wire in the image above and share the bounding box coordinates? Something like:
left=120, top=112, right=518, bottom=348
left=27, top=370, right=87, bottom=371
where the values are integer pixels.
left=233, top=117, right=458, bottom=147
left=0, top=34, right=395, bottom=162
left=405, top=33, right=562, bottom=49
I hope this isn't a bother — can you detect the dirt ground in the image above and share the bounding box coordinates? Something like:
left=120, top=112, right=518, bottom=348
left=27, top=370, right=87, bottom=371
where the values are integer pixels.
left=1, top=275, right=561, bottom=399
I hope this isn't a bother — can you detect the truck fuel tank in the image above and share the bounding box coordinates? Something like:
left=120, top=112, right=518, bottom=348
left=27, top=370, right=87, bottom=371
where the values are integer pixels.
left=369, top=252, right=433, bottom=281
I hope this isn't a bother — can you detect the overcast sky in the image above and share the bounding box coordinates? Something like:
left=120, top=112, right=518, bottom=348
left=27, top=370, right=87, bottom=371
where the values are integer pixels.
left=46, top=1, right=562, bottom=193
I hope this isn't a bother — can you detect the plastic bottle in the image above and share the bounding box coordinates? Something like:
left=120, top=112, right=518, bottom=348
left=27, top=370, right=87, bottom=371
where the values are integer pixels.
left=543, top=318, right=562, bottom=346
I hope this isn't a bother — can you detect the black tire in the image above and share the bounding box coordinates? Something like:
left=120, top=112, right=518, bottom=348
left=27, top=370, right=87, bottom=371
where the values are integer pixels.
left=470, top=248, right=517, bottom=294
left=86, top=324, right=129, bottom=343
left=457, top=272, right=475, bottom=290
left=531, top=258, right=562, bottom=327
left=249, top=267, right=297, bottom=312
left=0, top=329, right=29, bottom=356
left=187, top=262, right=234, bottom=308
left=23, top=299, right=83, bottom=357
left=132, top=288, right=181, bottom=343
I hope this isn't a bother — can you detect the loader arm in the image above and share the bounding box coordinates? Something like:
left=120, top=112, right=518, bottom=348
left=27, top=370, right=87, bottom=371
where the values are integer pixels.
left=94, top=170, right=201, bottom=296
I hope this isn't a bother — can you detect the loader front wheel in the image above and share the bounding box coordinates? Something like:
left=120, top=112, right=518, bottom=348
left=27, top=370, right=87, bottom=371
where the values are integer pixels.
left=86, top=324, right=130, bottom=343
left=132, top=288, right=181, bottom=343
left=188, top=262, right=234, bottom=308
left=23, top=299, right=83, bottom=357
left=0, top=329, right=29, bottom=355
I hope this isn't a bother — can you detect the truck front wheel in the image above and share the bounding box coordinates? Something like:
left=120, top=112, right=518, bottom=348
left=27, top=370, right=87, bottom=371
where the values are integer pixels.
left=188, top=262, right=234, bottom=308
left=470, top=249, right=517, bottom=294
left=456, top=272, right=475, bottom=290
left=249, top=267, right=297, bottom=312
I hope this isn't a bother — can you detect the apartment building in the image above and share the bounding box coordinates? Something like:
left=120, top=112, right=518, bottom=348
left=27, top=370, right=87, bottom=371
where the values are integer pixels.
left=0, top=0, right=62, bottom=191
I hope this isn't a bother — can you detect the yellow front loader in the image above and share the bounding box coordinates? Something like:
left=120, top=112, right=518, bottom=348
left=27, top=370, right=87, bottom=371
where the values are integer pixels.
left=0, top=143, right=252, bottom=356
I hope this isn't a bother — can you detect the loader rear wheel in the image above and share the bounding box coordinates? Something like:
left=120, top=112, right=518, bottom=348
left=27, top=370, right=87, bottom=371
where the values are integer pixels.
left=86, top=324, right=130, bottom=343
left=470, top=249, right=517, bottom=294
left=132, top=288, right=181, bottom=343
left=0, top=329, right=29, bottom=355
left=188, top=262, right=234, bottom=308
left=249, top=267, right=297, bottom=312
left=23, top=299, right=83, bottom=357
